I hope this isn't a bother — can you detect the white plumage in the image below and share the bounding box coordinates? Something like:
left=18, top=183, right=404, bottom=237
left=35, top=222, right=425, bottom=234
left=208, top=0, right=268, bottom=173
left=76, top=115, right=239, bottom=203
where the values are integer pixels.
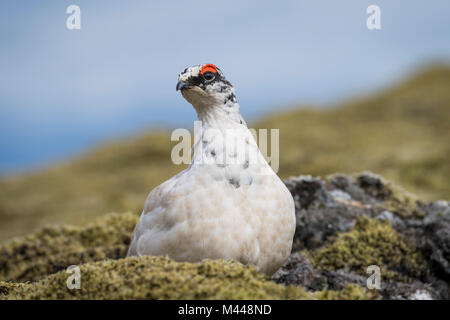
left=127, top=64, right=295, bottom=275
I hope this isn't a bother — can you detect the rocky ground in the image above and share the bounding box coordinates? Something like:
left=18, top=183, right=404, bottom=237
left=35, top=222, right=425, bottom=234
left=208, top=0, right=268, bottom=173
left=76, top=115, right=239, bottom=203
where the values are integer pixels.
left=273, top=172, right=450, bottom=299
left=0, top=172, right=448, bottom=299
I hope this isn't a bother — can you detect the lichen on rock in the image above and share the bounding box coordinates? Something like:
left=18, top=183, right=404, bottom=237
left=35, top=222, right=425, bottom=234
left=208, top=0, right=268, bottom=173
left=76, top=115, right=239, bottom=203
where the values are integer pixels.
left=279, top=171, right=450, bottom=299
left=309, top=217, right=428, bottom=281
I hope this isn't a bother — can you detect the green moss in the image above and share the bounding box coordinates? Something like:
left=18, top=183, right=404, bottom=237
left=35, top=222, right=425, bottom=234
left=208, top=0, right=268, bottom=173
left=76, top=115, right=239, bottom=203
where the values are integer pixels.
left=1, top=256, right=378, bottom=300
left=0, top=212, right=139, bottom=282
left=383, top=186, right=423, bottom=219
left=0, top=281, right=27, bottom=296
left=0, top=256, right=313, bottom=300
left=310, top=217, right=428, bottom=281
left=0, top=212, right=379, bottom=300
left=314, top=284, right=380, bottom=300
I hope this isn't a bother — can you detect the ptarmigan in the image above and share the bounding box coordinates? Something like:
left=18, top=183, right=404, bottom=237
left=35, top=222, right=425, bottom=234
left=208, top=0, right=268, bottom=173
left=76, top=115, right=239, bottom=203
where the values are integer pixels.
left=127, top=64, right=295, bottom=275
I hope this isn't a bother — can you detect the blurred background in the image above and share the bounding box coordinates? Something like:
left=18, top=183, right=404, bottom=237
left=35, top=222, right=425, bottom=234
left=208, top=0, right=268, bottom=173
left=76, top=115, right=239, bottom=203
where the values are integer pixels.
left=0, top=0, right=449, bottom=242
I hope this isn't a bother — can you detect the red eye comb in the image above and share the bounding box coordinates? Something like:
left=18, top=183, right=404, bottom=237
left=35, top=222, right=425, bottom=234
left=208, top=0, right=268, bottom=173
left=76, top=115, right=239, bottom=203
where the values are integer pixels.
left=200, top=64, right=217, bottom=75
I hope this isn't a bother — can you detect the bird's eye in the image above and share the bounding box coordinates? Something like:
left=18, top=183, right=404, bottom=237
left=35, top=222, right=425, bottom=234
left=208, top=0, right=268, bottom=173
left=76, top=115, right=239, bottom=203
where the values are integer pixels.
left=203, top=71, right=215, bottom=81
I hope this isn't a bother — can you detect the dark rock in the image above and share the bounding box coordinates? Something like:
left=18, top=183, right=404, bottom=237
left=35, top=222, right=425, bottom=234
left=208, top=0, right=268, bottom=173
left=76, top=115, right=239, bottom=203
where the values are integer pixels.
left=282, top=172, right=450, bottom=300
left=271, top=252, right=326, bottom=290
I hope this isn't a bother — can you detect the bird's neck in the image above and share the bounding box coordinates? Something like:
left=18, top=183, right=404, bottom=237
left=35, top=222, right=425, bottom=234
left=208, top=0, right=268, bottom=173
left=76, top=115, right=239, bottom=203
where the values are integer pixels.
left=187, top=86, right=242, bottom=128
left=196, top=104, right=242, bottom=128
left=193, top=97, right=260, bottom=168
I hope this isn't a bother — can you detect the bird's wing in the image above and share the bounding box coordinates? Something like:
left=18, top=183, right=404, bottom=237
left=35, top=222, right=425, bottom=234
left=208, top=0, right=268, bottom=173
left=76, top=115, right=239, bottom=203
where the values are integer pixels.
left=126, top=170, right=186, bottom=256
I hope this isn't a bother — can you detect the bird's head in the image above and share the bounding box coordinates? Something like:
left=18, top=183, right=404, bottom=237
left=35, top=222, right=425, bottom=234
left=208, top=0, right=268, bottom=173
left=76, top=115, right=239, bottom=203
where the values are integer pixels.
left=176, top=64, right=237, bottom=112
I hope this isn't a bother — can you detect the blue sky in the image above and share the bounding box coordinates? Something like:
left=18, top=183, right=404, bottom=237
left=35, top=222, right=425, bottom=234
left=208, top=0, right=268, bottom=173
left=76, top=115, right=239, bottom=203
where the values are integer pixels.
left=1, top=0, right=450, bottom=173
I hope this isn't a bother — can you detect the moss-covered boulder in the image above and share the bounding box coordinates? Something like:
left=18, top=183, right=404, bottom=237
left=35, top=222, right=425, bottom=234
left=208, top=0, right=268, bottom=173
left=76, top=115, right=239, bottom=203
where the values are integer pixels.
left=276, top=172, right=450, bottom=299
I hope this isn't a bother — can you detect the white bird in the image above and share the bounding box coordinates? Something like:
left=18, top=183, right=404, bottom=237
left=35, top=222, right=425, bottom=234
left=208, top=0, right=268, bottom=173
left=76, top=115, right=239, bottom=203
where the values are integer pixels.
left=127, top=64, right=295, bottom=275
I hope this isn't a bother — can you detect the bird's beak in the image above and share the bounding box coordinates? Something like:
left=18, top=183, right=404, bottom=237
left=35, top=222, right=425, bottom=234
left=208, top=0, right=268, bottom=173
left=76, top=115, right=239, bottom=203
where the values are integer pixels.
left=176, top=80, right=189, bottom=91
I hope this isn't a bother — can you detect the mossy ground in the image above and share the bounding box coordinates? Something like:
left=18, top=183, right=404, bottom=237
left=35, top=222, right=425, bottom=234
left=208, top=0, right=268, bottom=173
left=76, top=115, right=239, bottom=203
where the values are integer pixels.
left=0, top=256, right=308, bottom=300
left=310, top=217, right=428, bottom=281
left=0, top=212, right=138, bottom=282
left=0, top=212, right=378, bottom=300
left=314, top=284, right=379, bottom=300
left=0, top=255, right=379, bottom=300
